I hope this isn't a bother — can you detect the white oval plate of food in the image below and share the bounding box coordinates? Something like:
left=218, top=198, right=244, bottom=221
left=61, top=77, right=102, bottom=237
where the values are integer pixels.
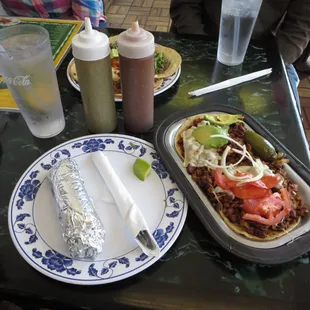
left=8, top=134, right=188, bottom=285
left=67, top=36, right=182, bottom=102
left=67, top=58, right=181, bottom=102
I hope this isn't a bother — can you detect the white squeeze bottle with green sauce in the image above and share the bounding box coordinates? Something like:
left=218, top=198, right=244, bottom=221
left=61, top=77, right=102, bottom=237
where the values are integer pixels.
left=72, top=18, right=117, bottom=133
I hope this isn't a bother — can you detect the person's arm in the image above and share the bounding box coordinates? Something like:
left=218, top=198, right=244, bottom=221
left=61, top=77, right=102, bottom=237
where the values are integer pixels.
left=170, top=0, right=206, bottom=35
left=276, top=0, right=310, bottom=66
left=72, top=0, right=107, bottom=27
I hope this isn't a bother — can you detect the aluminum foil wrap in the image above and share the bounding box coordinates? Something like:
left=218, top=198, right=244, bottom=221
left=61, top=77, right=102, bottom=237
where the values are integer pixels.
left=48, top=158, right=105, bottom=259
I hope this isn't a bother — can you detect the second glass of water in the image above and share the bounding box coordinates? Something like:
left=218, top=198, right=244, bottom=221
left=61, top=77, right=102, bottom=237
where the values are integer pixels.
left=217, top=0, right=263, bottom=66
left=0, top=24, right=65, bottom=138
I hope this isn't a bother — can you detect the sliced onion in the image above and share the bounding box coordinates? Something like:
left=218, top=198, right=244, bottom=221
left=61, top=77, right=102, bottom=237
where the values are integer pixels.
left=193, top=145, right=245, bottom=171
left=221, top=146, right=251, bottom=180
left=211, top=134, right=264, bottom=183
left=197, top=158, right=228, bottom=170
left=191, top=133, right=265, bottom=184
left=236, top=159, right=264, bottom=186
left=229, top=145, right=247, bottom=167
left=211, top=134, right=259, bottom=166
left=232, top=148, right=253, bottom=163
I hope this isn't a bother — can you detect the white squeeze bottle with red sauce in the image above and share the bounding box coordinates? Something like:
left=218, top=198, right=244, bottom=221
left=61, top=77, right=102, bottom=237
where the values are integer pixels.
left=118, top=20, right=155, bottom=133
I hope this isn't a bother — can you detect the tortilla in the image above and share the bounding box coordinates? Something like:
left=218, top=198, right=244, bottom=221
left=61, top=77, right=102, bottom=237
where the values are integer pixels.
left=174, top=114, right=206, bottom=159
left=219, top=210, right=301, bottom=241
left=69, top=62, right=78, bottom=83
left=154, top=78, right=164, bottom=90
left=175, top=113, right=305, bottom=241
left=154, top=45, right=182, bottom=79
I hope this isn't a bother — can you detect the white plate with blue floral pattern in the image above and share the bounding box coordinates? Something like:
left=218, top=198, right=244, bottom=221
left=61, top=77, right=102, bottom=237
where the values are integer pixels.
left=66, top=58, right=181, bottom=102
left=8, top=134, right=188, bottom=285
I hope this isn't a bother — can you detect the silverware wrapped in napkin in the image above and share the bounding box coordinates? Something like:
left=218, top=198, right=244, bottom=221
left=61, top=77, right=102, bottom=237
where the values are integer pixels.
left=48, top=158, right=105, bottom=259
left=92, top=152, right=159, bottom=257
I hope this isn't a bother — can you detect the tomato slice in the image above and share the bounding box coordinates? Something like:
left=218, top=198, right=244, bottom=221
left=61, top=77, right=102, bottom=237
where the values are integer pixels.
left=214, top=169, right=270, bottom=190
left=214, top=169, right=282, bottom=199
left=242, top=209, right=288, bottom=226
left=279, top=188, right=292, bottom=212
left=231, top=185, right=271, bottom=199
left=243, top=193, right=283, bottom=215
left=247, top=179, right=268, bottom=189
left=242, top=199, right=261, bottom=214
left=214, top=169, right=237, bottom=190
left=261, top=175, right=282, bottom=189
left=214, top=169, right=229, bottom=190
left=242, top=189, right=292, bottom=226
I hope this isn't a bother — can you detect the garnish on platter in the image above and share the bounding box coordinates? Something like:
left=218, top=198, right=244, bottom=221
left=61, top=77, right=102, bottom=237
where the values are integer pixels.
left=69, top=35, right=182, bottom=98
left=175, top=113, right=309, bottom=241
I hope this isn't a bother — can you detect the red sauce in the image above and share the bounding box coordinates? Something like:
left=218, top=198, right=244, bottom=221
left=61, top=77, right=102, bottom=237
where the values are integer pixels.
left=119, top=54, right=154, bottom=133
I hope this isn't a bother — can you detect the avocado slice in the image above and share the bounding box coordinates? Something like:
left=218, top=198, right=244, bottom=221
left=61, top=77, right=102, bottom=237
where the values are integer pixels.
left=204, top=114, right=243, bottom=126
left=193, top=125, right=228, bottom=149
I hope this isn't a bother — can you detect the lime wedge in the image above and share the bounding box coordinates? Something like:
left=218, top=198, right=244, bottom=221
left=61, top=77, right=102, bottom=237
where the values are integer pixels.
left=133, top=158, right=151, bottom=181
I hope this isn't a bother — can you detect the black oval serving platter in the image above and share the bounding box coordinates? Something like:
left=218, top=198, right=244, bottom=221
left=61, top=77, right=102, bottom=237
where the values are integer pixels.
left=154, top=104, right=310, bottom=264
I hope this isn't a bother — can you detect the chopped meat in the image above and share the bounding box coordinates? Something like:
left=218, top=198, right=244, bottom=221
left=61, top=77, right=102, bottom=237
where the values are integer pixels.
left=244, top=222, right=269, bottom=239
left=274, top=165, right=287, bottom=177
left=156, top=61, right=169, bottom=74
left=192, top=118, right=204, bottom=127
left=221, top=122, right=252, bottom=165
left=177, top=138, right=185, bottom=158
left=218, top=195, right=243, bottom=224
left=228, top=122, right=246, bottom=146
left=185, top=162, right=308, bottom=239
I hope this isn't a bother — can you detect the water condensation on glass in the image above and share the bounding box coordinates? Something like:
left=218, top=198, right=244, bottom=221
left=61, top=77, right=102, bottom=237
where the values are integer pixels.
left=48, top=158, right=105, bottom=259
left=2, top=34, right=42, bottom=54
left=222, top=0, right=261, bottom=17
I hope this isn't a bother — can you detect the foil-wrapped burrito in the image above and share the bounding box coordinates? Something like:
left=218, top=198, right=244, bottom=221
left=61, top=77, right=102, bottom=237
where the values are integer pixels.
left=48, top=158, right=105, bottom=259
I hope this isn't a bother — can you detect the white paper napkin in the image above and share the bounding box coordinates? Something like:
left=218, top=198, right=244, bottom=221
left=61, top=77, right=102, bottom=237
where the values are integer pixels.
left=92, top=152, right=160, bottom=257
left=188, top=68, right=272, bottom=97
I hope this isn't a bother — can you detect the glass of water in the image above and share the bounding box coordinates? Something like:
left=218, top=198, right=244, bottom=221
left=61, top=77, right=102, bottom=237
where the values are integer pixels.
left=0, top=24, right=65, bottom=138
left=217, top=0, right=263, bottom=66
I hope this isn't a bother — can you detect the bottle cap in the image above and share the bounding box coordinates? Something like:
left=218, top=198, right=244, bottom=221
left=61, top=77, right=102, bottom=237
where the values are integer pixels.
left=117, top=21, right=154, bottom=59
left=72, top=18, right=110, bottom=61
